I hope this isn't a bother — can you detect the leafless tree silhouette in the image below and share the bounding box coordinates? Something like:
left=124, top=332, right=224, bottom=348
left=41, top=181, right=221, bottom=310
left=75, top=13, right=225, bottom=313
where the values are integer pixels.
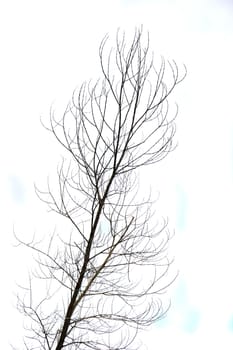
left=14, top=28, right=186, bottom=350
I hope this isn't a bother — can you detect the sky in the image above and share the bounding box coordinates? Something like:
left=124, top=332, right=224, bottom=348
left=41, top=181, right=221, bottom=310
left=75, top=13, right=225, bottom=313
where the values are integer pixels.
left=1, top=0, right=233, bottom=348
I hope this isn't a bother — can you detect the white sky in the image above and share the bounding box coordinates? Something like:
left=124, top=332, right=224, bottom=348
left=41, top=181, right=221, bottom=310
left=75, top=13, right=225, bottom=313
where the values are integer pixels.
left=1, top=0, right=233, bottom=348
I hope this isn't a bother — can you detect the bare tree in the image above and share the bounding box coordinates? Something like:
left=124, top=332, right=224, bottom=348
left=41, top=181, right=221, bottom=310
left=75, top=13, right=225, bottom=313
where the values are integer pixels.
left=15, top=28, right=186, bottom=350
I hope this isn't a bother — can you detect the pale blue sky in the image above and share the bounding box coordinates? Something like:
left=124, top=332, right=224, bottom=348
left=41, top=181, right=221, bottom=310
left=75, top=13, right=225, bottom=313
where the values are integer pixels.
left=1, top=0, right=233, bottom=348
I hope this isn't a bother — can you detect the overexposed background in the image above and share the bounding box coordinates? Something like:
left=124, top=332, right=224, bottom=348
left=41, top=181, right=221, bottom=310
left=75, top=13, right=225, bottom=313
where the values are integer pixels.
left=1, top=0, right=233, bottom=348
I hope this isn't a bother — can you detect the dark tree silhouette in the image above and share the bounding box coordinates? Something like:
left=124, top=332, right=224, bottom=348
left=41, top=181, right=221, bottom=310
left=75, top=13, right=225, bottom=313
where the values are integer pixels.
left=15, top=28, right=186, bottom=350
